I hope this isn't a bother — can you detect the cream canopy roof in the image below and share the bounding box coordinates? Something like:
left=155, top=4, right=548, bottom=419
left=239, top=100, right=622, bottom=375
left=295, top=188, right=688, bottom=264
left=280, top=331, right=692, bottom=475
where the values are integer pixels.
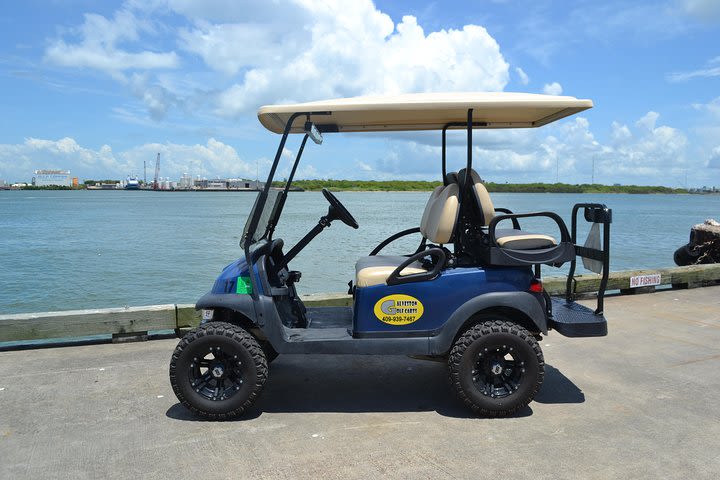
left=257, top=92, right=593, bottom=134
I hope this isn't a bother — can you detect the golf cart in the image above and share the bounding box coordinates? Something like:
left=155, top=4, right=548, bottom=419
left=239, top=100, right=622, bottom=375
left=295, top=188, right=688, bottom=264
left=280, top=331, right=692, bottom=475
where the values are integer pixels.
left=169, top=92, right=612, bottom=419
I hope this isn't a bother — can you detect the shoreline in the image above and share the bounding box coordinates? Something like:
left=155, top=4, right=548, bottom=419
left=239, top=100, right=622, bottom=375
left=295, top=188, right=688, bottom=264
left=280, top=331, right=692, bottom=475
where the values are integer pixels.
left=4, top=187, right=712, bottom=194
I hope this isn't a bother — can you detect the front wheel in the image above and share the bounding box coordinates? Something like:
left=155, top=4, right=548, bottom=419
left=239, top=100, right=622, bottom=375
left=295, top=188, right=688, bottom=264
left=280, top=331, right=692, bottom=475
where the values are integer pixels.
left=448, top=319, right=544, bottom=416
left=169, top=322, right=268, bottom=420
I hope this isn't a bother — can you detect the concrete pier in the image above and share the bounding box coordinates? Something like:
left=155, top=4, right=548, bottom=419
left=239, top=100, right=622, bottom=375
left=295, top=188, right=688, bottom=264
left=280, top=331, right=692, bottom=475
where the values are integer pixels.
left=1, top=286, right=719, bottom=479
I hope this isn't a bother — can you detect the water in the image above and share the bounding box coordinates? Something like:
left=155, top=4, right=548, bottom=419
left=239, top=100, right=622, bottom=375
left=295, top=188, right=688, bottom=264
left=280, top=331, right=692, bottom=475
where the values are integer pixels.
left=1, top=190, right=718, bottom=314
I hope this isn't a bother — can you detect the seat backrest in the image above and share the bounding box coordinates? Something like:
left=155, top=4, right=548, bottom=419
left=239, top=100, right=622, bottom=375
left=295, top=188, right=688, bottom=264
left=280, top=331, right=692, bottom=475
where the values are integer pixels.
left=420, top=185, right=444, bottom=234
left=458, top=168, right=495, bottom=226
left=420, top=184, right=459, bottom=244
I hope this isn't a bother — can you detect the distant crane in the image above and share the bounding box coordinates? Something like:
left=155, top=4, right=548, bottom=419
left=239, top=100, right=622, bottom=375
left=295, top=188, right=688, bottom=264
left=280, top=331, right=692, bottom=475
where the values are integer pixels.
left=153, top=153, right=160, bottom=190
left=143, top=161, right=147, bottom=185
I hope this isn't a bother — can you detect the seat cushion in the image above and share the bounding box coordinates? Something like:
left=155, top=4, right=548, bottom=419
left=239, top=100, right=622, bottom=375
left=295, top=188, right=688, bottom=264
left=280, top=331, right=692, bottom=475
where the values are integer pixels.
left=355, top=255, right=426, bottom=288
left=494, top=229, right=557, bottom=250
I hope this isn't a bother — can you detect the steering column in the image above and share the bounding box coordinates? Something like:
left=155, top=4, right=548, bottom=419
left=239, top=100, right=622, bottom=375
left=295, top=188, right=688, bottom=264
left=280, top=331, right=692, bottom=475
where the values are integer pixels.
left=273, top=189, right=358, bottom=272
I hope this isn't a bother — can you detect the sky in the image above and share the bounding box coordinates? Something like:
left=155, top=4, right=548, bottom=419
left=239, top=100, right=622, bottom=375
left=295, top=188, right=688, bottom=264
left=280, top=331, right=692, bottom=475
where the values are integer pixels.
left=1, top=0, right=719, bottom=187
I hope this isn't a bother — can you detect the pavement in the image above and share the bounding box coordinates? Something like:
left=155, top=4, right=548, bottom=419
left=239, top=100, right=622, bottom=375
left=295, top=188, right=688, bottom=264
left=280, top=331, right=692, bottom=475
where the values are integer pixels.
left=1, top=286, right=719, bottom=480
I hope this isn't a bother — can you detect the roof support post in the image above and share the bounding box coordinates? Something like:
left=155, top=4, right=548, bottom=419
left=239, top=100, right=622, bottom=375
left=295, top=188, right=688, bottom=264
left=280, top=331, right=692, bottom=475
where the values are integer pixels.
left=442, top=125, right=449, bottom=184
left=464, top=108, right=473, bottom=196
left=284, top=134, right=308, bottom=195
left=465, top=108, right=473, bottom=174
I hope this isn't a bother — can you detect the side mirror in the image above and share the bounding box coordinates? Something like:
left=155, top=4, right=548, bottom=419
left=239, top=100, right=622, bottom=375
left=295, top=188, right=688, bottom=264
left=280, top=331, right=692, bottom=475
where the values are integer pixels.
left=304, top=121, right=323, bottom=145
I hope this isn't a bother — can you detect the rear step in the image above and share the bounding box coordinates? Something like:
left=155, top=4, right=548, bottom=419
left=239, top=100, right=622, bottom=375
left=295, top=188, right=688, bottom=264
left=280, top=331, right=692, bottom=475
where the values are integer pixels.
left=549, top=298, right=607, bottom=337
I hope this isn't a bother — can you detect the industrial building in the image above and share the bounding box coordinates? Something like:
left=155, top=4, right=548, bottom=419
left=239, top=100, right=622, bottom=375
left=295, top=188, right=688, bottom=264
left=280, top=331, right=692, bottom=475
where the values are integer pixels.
left=32, top=170, right=74, bottom=187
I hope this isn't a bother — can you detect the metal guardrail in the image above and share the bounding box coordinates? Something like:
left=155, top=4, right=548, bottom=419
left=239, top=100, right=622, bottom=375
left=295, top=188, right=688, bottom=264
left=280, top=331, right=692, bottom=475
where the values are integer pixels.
left=1, top=265, right=719, bottom=344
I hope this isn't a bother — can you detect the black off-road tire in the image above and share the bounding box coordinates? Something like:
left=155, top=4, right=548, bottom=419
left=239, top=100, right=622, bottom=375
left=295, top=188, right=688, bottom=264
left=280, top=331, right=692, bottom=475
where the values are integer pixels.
left=449, top=319, right=544, bottom=417
left=673, top=243, right=700, bottom=266
left=169, top=321, right=268, bottom=420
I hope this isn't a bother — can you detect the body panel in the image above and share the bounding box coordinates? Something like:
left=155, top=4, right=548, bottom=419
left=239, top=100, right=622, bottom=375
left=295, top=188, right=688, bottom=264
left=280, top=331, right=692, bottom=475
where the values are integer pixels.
left=353, top=266, right=535, bottom=335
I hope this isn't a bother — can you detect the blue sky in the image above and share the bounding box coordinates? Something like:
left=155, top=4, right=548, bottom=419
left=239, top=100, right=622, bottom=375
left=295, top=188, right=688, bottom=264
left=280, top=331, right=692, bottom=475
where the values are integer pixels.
left=1, top=0, right=719, bottom=187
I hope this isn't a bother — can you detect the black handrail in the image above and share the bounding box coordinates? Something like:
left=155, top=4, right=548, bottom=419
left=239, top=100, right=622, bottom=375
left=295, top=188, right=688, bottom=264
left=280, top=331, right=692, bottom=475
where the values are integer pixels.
left=487, top=211, right=572, bottom=245
left=566, top=203, right=612, bottom=314
left=386, top=248, right=447, bottom=286
left=369, top=227, right=423, bottom=256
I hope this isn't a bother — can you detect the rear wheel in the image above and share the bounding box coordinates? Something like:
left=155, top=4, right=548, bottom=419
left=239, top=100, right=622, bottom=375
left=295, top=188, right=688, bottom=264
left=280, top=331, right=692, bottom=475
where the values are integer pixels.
left=169, top=322, right=268, bottom=420
left=448, top=319, right=544, bottom=416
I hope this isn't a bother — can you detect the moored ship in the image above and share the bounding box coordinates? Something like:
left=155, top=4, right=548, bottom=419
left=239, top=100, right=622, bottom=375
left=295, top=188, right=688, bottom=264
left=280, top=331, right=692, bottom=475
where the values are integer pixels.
left=125, top=176, right=140, bottom=190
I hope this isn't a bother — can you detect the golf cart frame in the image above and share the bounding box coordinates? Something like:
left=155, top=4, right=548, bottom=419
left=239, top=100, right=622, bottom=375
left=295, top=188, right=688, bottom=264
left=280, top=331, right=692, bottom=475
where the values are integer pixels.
left=171, top=93, right=612, bottom=418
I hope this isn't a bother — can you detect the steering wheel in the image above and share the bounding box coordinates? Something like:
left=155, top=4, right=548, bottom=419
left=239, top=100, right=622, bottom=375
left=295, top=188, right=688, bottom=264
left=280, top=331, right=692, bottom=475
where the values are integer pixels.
left=322, top=188, right=359, bottom=229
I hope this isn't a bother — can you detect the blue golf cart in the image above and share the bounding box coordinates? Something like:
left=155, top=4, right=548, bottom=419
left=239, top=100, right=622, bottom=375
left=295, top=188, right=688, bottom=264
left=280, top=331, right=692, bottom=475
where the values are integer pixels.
left=169, top=92, right=612, bottom=419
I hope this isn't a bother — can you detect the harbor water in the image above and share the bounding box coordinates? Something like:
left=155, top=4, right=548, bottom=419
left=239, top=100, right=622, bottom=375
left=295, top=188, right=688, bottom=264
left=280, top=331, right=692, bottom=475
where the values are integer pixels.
left=1, top=190, right=718, bottom=314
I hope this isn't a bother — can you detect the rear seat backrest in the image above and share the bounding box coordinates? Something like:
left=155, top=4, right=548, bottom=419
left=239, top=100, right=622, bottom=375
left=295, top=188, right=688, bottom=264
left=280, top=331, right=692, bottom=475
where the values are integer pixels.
left=420, top=184, right=459, bottom=244
left=459, top=168, right=495, bottom=226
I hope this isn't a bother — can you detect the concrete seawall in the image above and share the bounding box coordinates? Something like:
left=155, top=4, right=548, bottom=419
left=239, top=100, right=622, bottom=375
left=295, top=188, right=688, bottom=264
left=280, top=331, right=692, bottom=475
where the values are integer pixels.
left=1, top=264, right=719, bottom=346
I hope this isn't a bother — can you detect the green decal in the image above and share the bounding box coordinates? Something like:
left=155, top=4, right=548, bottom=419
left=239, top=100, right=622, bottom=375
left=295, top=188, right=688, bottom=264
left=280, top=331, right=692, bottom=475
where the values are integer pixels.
left=236, top=276, right=253, bottom=294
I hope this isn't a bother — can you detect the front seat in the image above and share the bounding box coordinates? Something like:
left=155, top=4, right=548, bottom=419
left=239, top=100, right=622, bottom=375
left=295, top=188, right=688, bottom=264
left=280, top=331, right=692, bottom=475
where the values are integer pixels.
left=355, top=183, right=459, bottom=287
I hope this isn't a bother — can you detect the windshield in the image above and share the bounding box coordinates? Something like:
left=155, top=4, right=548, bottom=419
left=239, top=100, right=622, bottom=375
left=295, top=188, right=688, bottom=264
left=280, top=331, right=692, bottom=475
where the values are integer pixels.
left=240, top=189, right=285, bottom=249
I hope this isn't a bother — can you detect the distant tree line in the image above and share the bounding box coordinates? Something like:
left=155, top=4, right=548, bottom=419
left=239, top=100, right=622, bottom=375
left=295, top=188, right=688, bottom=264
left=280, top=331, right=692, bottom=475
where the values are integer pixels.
left=20, top=185, right=74, bottom=190
left=277, top=179, right=688, bottom=194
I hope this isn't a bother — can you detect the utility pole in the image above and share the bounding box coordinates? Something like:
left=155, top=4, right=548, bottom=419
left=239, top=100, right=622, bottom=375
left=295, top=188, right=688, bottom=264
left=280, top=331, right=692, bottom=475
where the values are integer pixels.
left=143, top=161, right=147, bottom=185
left=591, top=158, right=595, bottom=184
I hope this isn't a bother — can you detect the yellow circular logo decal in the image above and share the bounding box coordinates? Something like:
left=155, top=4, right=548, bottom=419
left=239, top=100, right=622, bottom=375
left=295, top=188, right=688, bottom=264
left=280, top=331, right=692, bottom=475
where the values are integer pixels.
left=373, top=294, right=424, bottom=325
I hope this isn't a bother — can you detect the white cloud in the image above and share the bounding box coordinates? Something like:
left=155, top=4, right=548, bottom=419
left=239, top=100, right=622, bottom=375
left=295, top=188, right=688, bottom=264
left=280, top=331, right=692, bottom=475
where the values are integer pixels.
left=360, top=110, right=696, bottom=186
left=692, top=96, right=720, bottom=116
left=611, top=121, right=632, bottom=143
left=635, top=111, right=660, bottom=130
left=208, top=4, right=509, bottom=116
left=0, top=137, right=127, bottom=181
left=44, top=10, right=179, bottom=74
left=515, top=67, right=529, bottom=85
left=119, top=138, right=254, bottom=179
left=356, top=161, right=373, bottom=172
left=681, top=0, right=720, bottom=22
left=54, top=1, right=509, bottom=119
left=542, top=82, right=563, bottom=96
left=668, top=59, right=720, bottom=81
left=708, top=146, right=720, bottom=168
left=0, top=137, right=254, bottom=182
